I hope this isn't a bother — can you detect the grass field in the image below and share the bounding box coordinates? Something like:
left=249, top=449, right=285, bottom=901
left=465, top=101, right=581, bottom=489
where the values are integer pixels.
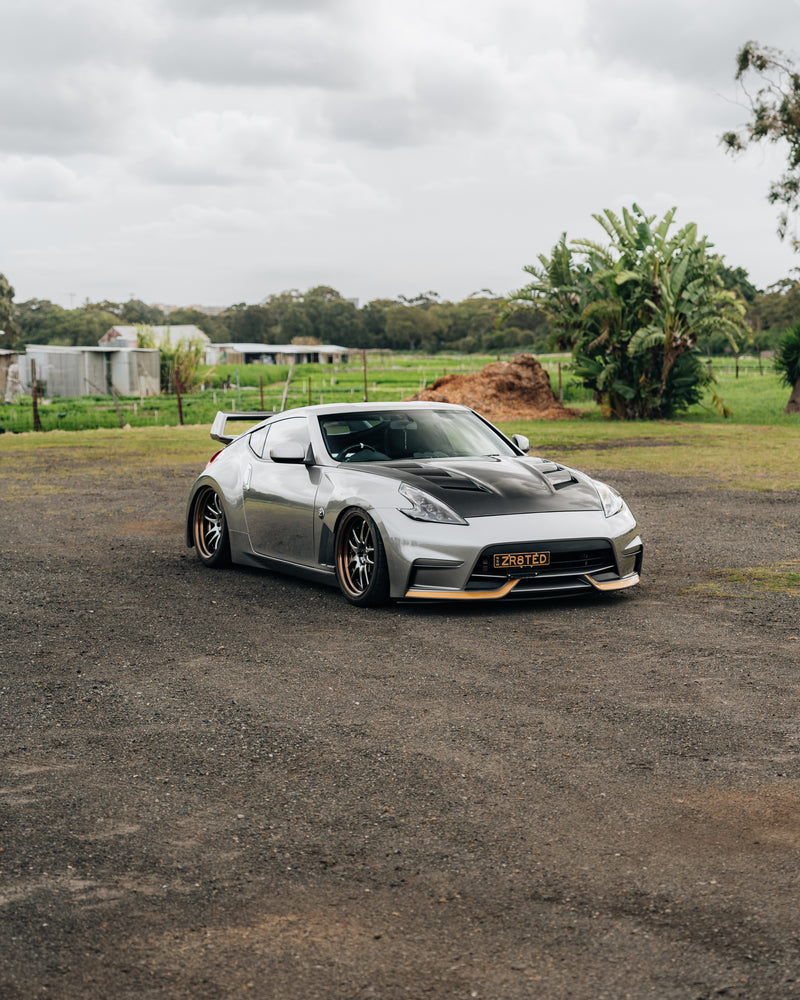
left=1, top=353, right=795, bottom=434
left=2, top=409, right=798, bottom=493
left=1, top=354, right=798, bottom=492
left=1, top=352, right=532, bottom=434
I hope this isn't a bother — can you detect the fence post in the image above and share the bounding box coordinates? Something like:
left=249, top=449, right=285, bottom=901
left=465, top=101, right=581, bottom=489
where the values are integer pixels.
left=111, top=386, right=124, bottom=428
left=31, top=359, right=42, bottom=432
left=280, top=362, right=294, bottom=412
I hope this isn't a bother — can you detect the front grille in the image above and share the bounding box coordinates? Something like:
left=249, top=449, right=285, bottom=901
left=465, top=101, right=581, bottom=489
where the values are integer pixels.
left=467, top=539, right=615, bottom=589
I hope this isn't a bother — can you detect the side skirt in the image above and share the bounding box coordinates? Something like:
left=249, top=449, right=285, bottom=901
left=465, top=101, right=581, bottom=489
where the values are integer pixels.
left=231, top=543, right=338, bottom=589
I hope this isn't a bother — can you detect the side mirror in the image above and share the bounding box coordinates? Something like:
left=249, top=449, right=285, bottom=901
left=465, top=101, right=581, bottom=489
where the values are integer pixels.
left=269, top=441, right=308, bottom=464
left=511, top=433, right=530, bottom=454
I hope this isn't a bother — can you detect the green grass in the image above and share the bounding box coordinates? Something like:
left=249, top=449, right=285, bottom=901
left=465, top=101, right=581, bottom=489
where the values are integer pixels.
left=685, top=562, right=800, bottom=598
left=496, top=420, right=800, bottom=491
left=1, top=354, right=798, bottom=492
left=0, top=352, right=571, bottom=434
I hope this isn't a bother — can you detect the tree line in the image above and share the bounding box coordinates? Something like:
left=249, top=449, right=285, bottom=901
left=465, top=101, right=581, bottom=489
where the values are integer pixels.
left=3, top=270, right=800, bottom=358
left=1, top=286, right=549, bottom=356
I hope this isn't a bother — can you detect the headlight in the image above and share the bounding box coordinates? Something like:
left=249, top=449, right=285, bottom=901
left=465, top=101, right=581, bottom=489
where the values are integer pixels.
left=398, top=482, right=467, bottom=525
left=592, top=479, right=625, bottom=518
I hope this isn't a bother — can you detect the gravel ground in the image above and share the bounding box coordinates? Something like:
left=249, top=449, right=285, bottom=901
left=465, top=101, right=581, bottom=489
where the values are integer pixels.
left=1, top=442, right=800, bottom=999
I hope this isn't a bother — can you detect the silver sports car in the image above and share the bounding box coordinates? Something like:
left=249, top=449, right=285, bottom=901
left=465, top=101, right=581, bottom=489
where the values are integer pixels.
left=186, top=402, right=642, bottom=606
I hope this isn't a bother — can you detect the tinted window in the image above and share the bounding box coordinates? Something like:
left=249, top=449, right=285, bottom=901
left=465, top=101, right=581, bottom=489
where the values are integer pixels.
left=319, top=409, right=516, bottom=461
left=249, top=425, right=270, bottom=458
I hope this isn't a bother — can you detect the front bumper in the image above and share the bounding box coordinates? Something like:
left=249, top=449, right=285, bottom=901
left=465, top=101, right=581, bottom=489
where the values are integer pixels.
left=372, top=507, right=642, bottom=601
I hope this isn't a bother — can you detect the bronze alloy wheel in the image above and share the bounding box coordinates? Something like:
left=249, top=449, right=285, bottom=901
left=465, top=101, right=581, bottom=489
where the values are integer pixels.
left=193, top=486, right=231, bottom=567
left=335, top=508, right=390, bottom=606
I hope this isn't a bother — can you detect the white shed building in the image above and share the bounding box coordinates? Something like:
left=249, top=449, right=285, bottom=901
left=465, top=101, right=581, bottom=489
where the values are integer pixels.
left=23, top=345, right=161, bottom=398
left=206, top=343, right=349, bottom=365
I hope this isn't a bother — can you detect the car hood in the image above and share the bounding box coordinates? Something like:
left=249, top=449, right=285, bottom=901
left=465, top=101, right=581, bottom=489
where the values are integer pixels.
left=351, top=456, right=604, bottom=517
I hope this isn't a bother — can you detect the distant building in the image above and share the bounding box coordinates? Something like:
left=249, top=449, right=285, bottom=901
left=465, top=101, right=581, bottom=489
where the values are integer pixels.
left=99, top=324, right=211, bottom=349
left=22, top=345, right=160, bottom=398
left=206, top=343, right=349, bottom=366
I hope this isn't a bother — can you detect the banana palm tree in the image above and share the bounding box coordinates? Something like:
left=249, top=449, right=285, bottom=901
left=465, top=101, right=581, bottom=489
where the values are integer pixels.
left=775, top=323, right=800, bottom=413
left=507, top=205, right=750, bottom=419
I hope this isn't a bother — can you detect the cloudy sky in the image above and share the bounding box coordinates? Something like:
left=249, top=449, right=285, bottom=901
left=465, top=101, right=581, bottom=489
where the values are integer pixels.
left=1, top=0, right=799, bottom=309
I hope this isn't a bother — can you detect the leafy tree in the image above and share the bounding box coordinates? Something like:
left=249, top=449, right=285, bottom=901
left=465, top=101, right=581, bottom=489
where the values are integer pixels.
left=220, top=303, right=274, bottom=343
left=774, top=322, right=800, bottom=412
left=280, top=302, right=315, bottom=343
left=170, top=337, right=205, bottom=396
left=398, top=291, right=441, bottom=310
left=384, top=304, right=442, bottom=352
left=301, top=286, right=365, bottom=346
left=15, top=301, right=120, bottom=346
left=119, top=299, right=165, bottom=325
left=267, top=286, right=367, bottom=348
left=161, top=307, right=227, bottom=340
left=717, top=264, right=759, bottom=302
left=507, top=205, right=749, bottom=419
left=137, top=327, right=204, bottom=394
left=262, top=289, right=303, bottom=330
left=722, top=42, right=800, bottom=248
left=430, top=296, right=499, bottom=346
left=746, top=274, right=800, bottom=332
left=360, top=299, right=393, bottom=347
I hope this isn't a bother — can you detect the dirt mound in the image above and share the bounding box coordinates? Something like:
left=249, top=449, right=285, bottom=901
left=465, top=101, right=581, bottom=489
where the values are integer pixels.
left=406, top=353, right=577, bottom=422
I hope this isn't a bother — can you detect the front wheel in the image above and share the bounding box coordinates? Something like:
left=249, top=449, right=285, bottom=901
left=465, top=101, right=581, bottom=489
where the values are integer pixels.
left=335, top=509, right=390, bottom=607
left=192, top=486, right=231, bottom=567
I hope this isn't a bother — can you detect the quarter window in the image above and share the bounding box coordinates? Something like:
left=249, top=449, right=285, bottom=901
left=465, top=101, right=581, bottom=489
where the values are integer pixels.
left=249, top=425, right=270, bottom=458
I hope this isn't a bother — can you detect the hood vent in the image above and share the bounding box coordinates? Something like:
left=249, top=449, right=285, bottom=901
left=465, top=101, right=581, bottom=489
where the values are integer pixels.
left=534, top=460, right=578, bottom=491
left=395, top=465, right=490, bottom=492
left=417, top=471, right=490, bottom=492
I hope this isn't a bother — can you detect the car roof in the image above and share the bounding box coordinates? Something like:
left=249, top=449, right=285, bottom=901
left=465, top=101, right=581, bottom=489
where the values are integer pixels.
left=277, top=401, right=472, bottom=418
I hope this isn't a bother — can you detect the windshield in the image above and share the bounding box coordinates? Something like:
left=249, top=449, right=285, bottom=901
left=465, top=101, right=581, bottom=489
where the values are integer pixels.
left=319, top=409, right=518, bottom=462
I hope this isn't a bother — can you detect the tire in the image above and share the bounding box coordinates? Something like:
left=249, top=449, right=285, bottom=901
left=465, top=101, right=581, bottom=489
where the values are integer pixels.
left=192, top=486, right=231, bottom=567
left=335, top=508, right=390, bottom=607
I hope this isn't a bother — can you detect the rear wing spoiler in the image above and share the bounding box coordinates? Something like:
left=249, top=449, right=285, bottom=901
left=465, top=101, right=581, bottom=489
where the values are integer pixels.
left=210, top=411, right=272, bottom=445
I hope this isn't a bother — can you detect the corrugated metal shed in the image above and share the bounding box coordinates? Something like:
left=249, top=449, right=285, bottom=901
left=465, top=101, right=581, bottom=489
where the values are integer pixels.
left=22, top=346, right=160, bottom=398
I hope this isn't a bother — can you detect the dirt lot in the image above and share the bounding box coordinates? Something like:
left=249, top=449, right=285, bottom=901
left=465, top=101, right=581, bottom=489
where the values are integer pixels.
left=1, top=436, right=800, bottom=999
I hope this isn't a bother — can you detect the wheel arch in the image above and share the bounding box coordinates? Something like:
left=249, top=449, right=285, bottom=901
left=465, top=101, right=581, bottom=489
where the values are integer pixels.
left=333, top=505, right=392, bottom=606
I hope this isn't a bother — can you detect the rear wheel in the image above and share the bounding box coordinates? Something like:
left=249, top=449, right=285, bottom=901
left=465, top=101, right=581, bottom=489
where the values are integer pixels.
left=192, top=486, right=231, bottom=567
left=335, top=509, right=390, bottom=607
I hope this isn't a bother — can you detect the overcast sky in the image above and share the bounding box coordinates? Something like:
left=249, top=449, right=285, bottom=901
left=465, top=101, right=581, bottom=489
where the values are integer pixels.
left=1, top=0, right=799, bottom=309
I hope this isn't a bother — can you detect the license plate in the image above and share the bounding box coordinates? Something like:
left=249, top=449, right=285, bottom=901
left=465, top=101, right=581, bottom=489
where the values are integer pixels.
left=493, top=551, right=550, bottom=570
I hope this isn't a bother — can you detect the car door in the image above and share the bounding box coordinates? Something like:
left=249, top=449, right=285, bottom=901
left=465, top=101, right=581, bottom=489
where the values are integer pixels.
left=243, top=416, right=321, bottom=566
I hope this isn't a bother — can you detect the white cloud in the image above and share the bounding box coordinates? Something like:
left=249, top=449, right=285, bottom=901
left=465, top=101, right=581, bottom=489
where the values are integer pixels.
left=0, top=156, right=83, bottom=203
left=150, top=8, right=364, bottom=88
left=132, top=110, right=310, bottom=185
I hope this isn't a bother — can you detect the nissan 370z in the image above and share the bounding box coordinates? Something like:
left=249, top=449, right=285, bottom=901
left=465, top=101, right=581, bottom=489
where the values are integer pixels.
left=186, top=402, right=643, bottom=606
